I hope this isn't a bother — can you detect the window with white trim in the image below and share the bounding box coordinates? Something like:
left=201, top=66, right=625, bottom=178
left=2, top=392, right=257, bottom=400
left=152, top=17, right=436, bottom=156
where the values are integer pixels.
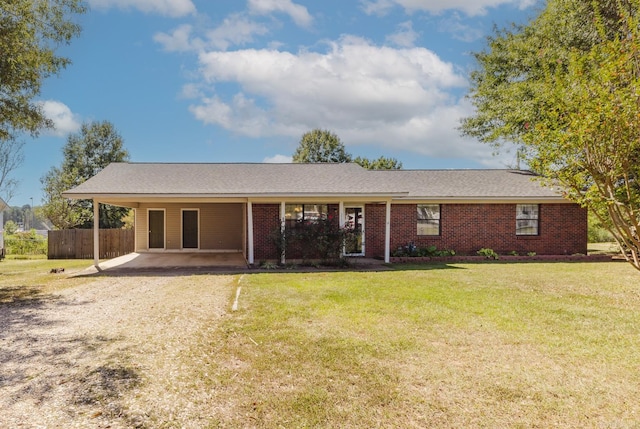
left=417, top=204, right=440, bottom=236
left=516, top=204, right=539, bottom=235
left=285, top=204, right=328, bottom=228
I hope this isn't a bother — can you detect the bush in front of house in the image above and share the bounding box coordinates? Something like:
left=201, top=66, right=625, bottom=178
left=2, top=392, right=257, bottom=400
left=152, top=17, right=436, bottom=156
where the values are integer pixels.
left=270, top=217, right=358, bottom=265
left=392, top=242, right=456, bottom=258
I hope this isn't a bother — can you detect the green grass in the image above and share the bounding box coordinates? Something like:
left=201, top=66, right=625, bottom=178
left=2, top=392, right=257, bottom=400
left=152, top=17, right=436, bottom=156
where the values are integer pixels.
left=197, top=262, right=640, bottom=428
left=0, top=258, right=95, bottom=300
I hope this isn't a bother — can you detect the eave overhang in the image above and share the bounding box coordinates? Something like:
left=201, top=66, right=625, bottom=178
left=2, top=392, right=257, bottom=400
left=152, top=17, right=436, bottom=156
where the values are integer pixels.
left=62, top=192, right=570, bottom=206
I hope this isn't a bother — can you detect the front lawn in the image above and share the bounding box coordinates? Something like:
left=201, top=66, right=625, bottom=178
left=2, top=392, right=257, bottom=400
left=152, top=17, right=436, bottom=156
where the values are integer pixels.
left=198, top=262, right=640, bottom=428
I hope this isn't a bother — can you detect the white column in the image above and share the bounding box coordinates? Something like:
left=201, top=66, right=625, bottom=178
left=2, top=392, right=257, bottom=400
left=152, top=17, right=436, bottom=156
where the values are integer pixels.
left=385, top=200, right=391, bottom=263
left=338, top=201, right=345, bottom=256
left=247, top=201, right=254, bottom=265
left=280, top=201, right=286, bottom=264
left=93, top=199, right=100, bottom=268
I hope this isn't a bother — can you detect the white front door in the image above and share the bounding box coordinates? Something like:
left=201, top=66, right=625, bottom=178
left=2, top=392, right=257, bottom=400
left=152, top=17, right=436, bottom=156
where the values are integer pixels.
left=344, top=206, right=364, bottom=256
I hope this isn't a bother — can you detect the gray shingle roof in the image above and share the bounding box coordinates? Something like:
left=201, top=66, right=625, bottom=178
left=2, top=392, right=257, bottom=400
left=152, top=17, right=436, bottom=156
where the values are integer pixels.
left=63, top=162, right=564, bottom=200
left=371, top=169, right=562, bottom=199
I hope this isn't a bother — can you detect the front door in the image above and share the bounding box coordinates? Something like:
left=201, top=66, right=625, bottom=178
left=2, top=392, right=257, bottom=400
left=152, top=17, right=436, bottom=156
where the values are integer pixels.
left=182, top=210, right=199, bottom=249
left=148, top=210, right=165, bottom=249
left=344, top=206, right=364, bottom=255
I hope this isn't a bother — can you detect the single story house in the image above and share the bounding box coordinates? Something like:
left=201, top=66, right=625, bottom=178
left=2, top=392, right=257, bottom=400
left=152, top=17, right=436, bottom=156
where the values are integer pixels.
left=62, top=162, right=587, bottom=267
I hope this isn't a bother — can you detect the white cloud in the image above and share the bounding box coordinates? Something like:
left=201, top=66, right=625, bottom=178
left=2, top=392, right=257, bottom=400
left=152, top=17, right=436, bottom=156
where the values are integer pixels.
left=187, top=36, right=503, bottom=164
left=154, top=24, right=201, bottom=52
left=360, top=0, right=395, bottom=16
left=263, top=154, right=293, bottom=163
left=88, top=0, right=195, bottom=17
left=154, top=15, right=269, bottom=52
left=248, top=0, right=313, bottom=27
left=361, top=0, right=536, bottom=16
left=206, top=14, right=270, bottom=50
left=38, top=100, right=81, bottom=137
left=386, top=21, right=419, bottom=47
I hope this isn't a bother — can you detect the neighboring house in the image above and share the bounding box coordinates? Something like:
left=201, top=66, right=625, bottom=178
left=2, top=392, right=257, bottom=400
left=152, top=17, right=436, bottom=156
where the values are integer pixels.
left=62, top=163, right=587, bottom=266
left=0, top=197, right=7, bottom=256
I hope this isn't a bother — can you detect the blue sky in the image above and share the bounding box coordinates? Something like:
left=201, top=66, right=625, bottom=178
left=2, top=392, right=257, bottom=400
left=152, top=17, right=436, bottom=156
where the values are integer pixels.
left=13, top=0, right=542, bottom=207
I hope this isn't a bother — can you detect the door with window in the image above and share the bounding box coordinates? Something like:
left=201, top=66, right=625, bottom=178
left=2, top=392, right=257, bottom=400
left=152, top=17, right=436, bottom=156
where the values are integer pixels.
left=148, top=210, right=165, bottom=249
left=344, top=206, right=364, bottom=255
left=182, top=209, right=199, bottom=249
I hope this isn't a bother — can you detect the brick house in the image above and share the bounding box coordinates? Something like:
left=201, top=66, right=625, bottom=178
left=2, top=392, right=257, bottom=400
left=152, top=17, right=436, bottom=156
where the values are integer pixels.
left=63, top=163, right=587, bottom=266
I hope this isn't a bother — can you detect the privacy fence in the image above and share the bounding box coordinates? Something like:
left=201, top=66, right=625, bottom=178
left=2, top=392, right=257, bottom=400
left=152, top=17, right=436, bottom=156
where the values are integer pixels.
left=48, top=229, right=134, bottom=259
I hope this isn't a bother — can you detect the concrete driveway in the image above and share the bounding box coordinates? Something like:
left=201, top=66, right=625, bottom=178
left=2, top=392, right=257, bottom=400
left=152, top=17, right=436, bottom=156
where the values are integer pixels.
left=82, top=252, right=248, bottom=274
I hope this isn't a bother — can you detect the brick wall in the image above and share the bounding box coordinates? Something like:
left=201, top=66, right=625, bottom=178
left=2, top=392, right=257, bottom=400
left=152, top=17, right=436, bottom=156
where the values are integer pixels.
left=252, top=204, right=280, bottom=260
left=382, top=203, right=587, bottom=257
left=252, top=202, right=588, bottom=260
left=365, top=204, right=386, bottom=258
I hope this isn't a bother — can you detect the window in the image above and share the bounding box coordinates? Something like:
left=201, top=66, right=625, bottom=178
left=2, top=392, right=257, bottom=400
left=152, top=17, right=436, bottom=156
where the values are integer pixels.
left=285, top=204, right=328, bottom=228
left=417, top=204, right=440, bottom=236
left=516, top=204, right=539, bottom=235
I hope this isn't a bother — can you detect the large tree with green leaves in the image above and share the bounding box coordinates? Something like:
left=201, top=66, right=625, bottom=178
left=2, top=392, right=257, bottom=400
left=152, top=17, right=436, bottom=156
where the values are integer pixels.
left=293, top=129, right=352, bottom=163
left=0, top=0, right=85, bottom=201
left=461, top=0, right=640, bottom=269
left=41, top=121, right=130, bottom=229
left=0, top=0, right=86, bottom=140
left=292, top=128, right=402, bottom=169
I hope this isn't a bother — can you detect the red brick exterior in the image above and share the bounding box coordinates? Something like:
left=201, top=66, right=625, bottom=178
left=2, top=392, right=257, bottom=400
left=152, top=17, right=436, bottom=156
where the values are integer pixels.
left=365, top=203, right=587, bottom=258
left=364, top=204, right=387, bottom=258
left=253, top=202, right=587, bottom=261
left=252, top=204, right=280, bottom=260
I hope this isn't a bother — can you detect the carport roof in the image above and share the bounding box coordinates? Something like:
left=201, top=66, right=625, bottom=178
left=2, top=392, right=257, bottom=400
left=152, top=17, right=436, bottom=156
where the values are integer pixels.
left=62, top=162, right=566, bottom=201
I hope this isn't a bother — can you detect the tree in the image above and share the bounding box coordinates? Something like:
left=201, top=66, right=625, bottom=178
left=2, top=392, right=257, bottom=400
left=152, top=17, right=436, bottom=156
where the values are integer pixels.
left=353, top=156, right=402, bottom=170
left=461, top=0, right=640, bottom=270
left=293, top=129, right=352, bottom=163
left=0, top=0, right=86, bottom=141
left=40, top=166, right=92, bottom=229
left=0, top=137, right=24, bottom=201
left=0, top=0, right=85, bottom=201
left=292, top=129, right=402, bottom=169
left=41, top=121, right=130, bottom=229
left=3, top=220, right=18, bottom=235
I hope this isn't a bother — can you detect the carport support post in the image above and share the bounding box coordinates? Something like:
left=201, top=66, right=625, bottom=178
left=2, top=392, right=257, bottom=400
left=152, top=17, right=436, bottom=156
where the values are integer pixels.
left=339, top=201, right=345, bottom=255
left=247, top=201, right=254, bottom=265
left=93, top=199, right=99, bottom=268
left=280, top=201, right=286, bottom=265
left=384, top=200, right=391, bottom=263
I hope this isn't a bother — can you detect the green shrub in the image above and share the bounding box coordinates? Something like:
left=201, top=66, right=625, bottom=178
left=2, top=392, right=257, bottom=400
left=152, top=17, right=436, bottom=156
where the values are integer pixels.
left=270, top=217, right=357, bottom=265
left=477, top=248, right=499, bottom=260
left=4, top=230, right=47, bottom=256
left=392, top=243, right=455, bottom=257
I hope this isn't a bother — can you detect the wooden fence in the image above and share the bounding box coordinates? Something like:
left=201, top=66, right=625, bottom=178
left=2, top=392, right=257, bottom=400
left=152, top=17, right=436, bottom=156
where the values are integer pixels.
left=48, top=229, right=135, bottom=259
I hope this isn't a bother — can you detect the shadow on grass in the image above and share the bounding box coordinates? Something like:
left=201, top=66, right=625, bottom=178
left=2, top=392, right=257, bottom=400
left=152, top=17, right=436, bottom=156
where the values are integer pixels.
left=389, top=263, right=467, bottom=271
left=0, top=285, right=45, bottom=304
